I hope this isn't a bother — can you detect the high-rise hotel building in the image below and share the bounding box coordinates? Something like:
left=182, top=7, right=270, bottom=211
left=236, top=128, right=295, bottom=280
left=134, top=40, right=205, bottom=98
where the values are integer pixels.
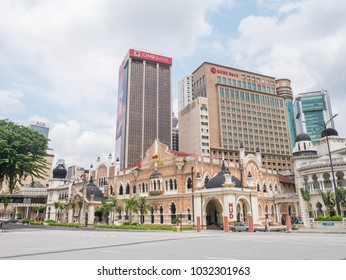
left=179, top=62, right=294, bottom=171
left=115, top=49, right=172, bottom=169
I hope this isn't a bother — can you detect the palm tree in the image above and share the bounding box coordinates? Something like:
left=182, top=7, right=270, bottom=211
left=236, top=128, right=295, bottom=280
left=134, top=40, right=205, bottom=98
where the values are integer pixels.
left=137, top=196, right=150, bottom=224
left=58, top=203, right=66, bottom=222
left=70, top=200, right=76, bottom=222
left=33, top=206, right=44, bottom=221
left=96, top=200, right=112, bottom=224
left=337, top=188, right=346, bottom=217
left=124, top=197, right=138, bottom=223
left=77, top=198, right=83, bottom=222
left=110, top=198, right=118, bottom=224
left=116, top=205, right=123, bottom=220
left=300, top=188, right=312, bottom=217
left=318, top=189, right=335, bottom=216
left=53, top=201, right=60, bottom=221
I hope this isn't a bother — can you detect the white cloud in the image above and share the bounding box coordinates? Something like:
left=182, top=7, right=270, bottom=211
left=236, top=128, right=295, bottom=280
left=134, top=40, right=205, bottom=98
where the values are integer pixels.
left=228, top=0, right=346, bottom=134
left=1, top=0, right=233, bottom=167
left=0, top=90, right=25, bottom=116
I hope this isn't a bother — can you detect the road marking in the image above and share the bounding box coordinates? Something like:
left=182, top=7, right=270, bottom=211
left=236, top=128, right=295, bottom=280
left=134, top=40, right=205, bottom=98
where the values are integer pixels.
left=328, top=244, right=346, bottom=246
left=206, top=257, right=235, bottom=260
left=289, top=242, right=310, bottom=245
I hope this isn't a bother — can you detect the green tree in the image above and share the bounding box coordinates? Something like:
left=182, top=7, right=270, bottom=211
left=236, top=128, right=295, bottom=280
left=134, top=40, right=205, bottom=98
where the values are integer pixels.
left=110, top=198, right=118, bottom=224
left=137, top=196, right=150, bottom=224
left=116, top=205, right=123, bottom=219
left=33, top=206, right=45, bottom=220
left=0, top=119, right=50, bottom=194
left=96, top=199, right=113, bottom=224
left=0, top=197, right=10, bottom=212
left=300, top=187, right=312, bottom=216
left=124, top=197, right=138, bottom=223
left=337, top=188, right=346, bottom=217
left=318, top=189, right=335, bottom=216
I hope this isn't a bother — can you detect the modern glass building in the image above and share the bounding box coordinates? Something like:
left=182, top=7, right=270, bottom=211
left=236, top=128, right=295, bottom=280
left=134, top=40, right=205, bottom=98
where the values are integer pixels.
left=115, top=49, right=172, bottom=169
left=294, top=90, right=334, bottom=143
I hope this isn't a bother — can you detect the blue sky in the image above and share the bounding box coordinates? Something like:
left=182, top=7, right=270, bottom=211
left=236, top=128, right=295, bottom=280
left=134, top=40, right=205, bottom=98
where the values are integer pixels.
left=1, top=0, right=346, bottom=168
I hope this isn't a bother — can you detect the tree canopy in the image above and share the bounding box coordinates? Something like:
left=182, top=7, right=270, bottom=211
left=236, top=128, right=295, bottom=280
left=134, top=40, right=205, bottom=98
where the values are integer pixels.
left=0, top=119, right=50, bottom=194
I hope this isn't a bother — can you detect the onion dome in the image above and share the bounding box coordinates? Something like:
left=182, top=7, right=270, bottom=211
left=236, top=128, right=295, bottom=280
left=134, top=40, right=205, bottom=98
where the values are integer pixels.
left=295, top=133, right=311, bottom=143
left=80, top=177, right=104, bottom=201
left=150, top=169, right=162, bottom=179
left=205, top=161, right=243, bottom=189
left=52, top=163, right=67, bottom=179
left=292, top=133, right=317, bottom=157
left=321, top=128, right=338, bottom=138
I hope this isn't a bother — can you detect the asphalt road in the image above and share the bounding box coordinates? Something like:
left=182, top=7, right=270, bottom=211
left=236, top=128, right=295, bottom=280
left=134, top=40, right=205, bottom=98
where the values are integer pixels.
left=1, top=223, right=346, bottom=260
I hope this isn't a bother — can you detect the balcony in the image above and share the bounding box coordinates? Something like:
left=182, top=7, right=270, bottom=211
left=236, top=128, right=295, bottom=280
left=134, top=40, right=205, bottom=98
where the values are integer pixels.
left=149, top=190, right=163, bottom=196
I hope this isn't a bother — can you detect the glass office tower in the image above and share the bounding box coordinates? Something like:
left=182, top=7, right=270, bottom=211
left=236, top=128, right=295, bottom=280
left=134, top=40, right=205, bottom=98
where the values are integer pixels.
left=294, top=90, right=334, bottom=143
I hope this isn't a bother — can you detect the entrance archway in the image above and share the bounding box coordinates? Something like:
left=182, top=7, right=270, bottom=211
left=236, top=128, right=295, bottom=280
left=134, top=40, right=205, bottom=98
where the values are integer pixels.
left=236, top=198, right=250, bottom=222
left=205, top=198, right=223, bottom=229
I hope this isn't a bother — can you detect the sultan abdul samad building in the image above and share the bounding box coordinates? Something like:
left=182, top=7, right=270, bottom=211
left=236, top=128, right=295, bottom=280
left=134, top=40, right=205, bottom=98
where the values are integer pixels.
left=79, top=139, right=295, bottom=230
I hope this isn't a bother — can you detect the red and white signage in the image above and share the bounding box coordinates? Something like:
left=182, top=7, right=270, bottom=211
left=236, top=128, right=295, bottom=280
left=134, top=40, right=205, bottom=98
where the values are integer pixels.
left=129, top=49, right=172, bottom=65
left=210, top=66, right=239, bottom=77
left=229, top=202, right=234, bottom=219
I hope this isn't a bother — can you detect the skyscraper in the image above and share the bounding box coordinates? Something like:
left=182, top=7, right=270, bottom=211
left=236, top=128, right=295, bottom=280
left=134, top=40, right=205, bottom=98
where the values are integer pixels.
left=178, top=74, right=193, bottom=112
left=294, top=90, right=334, bottom=143
left=29, top=121, right=49, bottom=138
left=115, top=49, right=172, bottom=169
left=179, top=62, right=293, bottom=171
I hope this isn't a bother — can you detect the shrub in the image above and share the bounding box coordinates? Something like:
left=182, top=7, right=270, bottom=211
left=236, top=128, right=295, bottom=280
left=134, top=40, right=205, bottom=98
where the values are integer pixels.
left=314, top=215, right=342, bottom=221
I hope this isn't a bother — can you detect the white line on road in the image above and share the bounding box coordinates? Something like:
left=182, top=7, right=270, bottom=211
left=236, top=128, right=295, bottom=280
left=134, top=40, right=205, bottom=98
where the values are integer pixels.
left=206, top=257, right=235, bottom=260
left=328, top=244, right=346, bottom=246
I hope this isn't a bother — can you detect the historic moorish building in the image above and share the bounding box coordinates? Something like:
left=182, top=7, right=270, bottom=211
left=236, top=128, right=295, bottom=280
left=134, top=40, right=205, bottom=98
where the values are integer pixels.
left=89, top=139, right=297, bottom=229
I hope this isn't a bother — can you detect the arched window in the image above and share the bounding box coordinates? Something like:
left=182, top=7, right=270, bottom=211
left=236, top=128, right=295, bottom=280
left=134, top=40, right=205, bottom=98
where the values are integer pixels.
left=170, top=202, right=176, bottom=224
left=263, top=183, right=267, bottom=192
left=204, top=175, right=210, bottom=185
left=169, top=179, right=173, bottom=190
left=165, top=180, right=168, bottom=191
left=257, top=183, right=260, bottom=192
left=265, top=204, right=269, bottom=214
left=153, top=180, right=157, bottom=190
left=119, top=185, right=123, bottom=195
left=133, top=185, right=136, bottom=194
left=151, top=207, right=154, bottom=224
left=125, top=184, right=130, bottom=195
left=187, top=208, right=191, bottom=221
left=157, top=180, right=161, bottom=190
left=187, top=177, right=192, bottom=189
left=271, top=205, right=275, bottom=217
left=174, top=179, right=177, bottom=190
left=160, top=206, right=164, bottom=224
left=110, top=185, right=114, bottom=195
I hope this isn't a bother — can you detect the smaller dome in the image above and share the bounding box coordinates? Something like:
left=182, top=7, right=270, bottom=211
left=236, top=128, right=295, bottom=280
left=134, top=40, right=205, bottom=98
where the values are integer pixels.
left=80, top=178, right=104, bottom=201
left=150, top=169, right=162, bottom=179
left=295, top=133, right=311, bottom=143
left=321, top=128, right=338, bottom=138
left=52, top=163, right=67, bottom=179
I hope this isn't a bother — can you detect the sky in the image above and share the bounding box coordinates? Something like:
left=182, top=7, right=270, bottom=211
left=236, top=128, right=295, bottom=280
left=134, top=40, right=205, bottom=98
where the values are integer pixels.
left=1, top=0, right=346, bottom=169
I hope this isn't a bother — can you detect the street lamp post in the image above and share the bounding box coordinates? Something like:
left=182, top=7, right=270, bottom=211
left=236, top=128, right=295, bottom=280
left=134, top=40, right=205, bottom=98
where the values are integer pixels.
left=323, top=114, right=341, bottom=216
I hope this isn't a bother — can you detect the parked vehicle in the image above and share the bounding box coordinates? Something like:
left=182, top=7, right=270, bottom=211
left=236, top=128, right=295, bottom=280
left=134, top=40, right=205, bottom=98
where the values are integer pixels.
left=230, top=222, right=252, bottom=232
